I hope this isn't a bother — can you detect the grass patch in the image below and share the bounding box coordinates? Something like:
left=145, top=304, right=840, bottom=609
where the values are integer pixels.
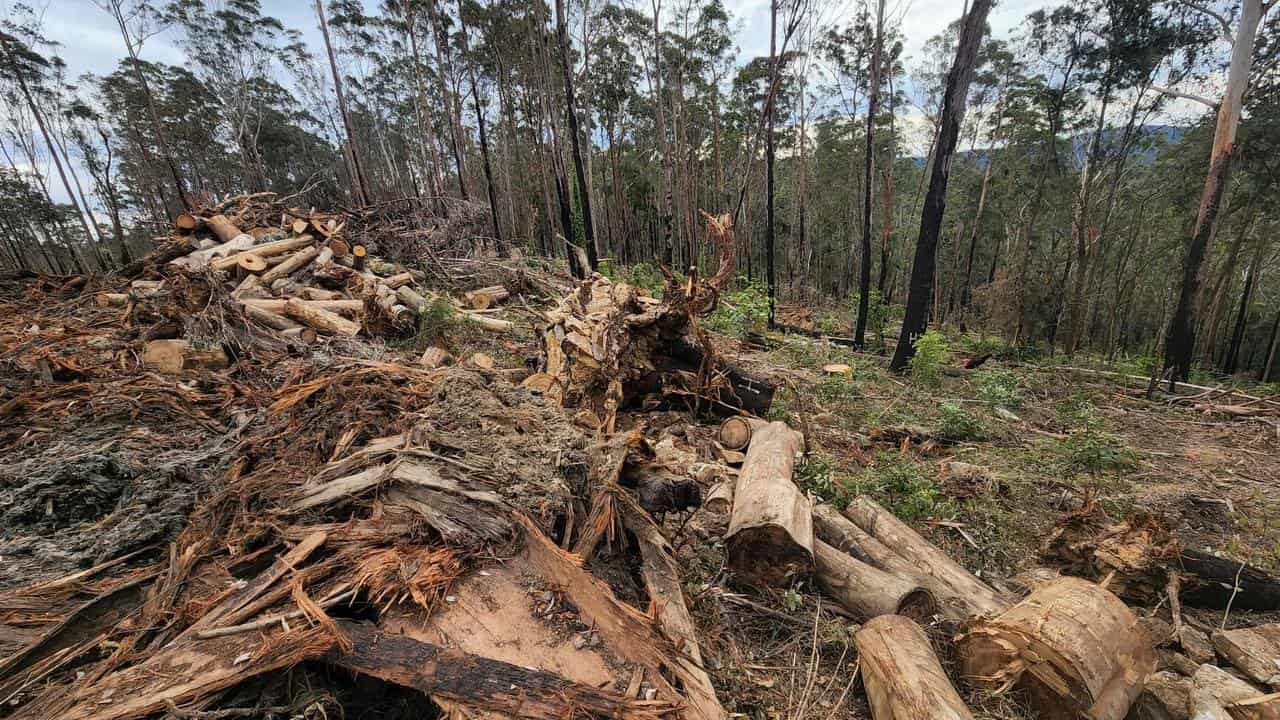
left=937, top=403, right=986, bottom=441
left=973, top=368, right=1021, bottom=409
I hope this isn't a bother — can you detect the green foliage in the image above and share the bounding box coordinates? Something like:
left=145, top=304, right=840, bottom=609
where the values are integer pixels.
left=710, top=278, right=770, bottom=339
left=973, top=369, right=1021, bottom=408
left=1056, top=427, right=1138, bottom=474
left=852, top=290, right=890, bottom=343
left=796, top=454, right=855, bottom=508
left=937, top=403, right=986, bottom=441
left=908, top=330, right=949, bottom=386
left=414, top=297, right=457, bottom=347
left=855, top=453, right=949, bottom=520
left=1055, top=394, right=1098, bottom=428
left=782, top=587, right=804, bottom=612
left=815, top=372, right=858, bottom=405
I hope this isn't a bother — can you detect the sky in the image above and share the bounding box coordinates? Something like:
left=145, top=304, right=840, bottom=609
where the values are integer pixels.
left=12, top=0, right=1214, bottom=205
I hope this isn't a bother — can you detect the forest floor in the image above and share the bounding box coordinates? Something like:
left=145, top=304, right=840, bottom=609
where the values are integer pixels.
left=3, top=256, right=1279, bottom=719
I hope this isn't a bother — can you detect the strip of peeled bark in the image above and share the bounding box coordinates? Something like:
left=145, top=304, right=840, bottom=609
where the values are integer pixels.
left=855, top=614, right=975, bottom=720
left=843, top=496, right=1007, bottom=617
left=726, top=421, right=812, bottom=587
left=958, top=576, right=1156, bottom=720
left=813, top=540, right=936, bottom=621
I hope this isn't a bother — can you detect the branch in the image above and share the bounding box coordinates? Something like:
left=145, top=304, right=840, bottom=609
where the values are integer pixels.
left=1172, top=0, right=1233, bottom=41
left=1150, top=84, right=1218, bottom=109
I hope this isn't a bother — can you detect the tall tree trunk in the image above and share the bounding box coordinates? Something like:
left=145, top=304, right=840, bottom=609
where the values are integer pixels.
left=404, top=1, right=447, bottom=209
left=1262, top=310, right=1280, bottom=382
left=1164, top=0, right=1268, bottom=383
left=426, top=0, right=471, bottom=200
left=315, top=0, right=372, bottom=206
left=458, top=9, right=505, bottom=254
left=555, top=0, right=597, bottom=270
left=877, top=73, right=897, bottom=301
left=765, top=0, right=778, bottom=325
left=1222, top=231, right=1266, bottom=375
left=854, top=0, right=885, bottom=348
left=889, top=0, right=992, bottom=371
left=650, top=0, right=674, bottom=266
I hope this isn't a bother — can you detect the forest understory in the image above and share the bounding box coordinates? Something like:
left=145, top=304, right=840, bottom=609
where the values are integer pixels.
left=1, top=192, right=1279, bottom=720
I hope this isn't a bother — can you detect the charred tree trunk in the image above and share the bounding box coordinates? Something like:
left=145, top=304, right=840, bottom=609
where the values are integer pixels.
left=1221, top=232, right=1266, bottom=375
left=555, top=0, right=597, bottom=271
left=764, top=0, right=778, bottom=325
left=890, top=0, right=991, bottom=371
left=1164, top=0, right=1266, bottom=384
left=854, top=0, right=885, bottom=348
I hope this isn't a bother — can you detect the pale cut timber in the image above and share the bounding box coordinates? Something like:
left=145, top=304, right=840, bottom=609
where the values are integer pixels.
left=1212, top=624, right=1280, bottom=687
left=1192, top=664, right=1266, bottom=720
left=383, top=271, right=413, bottom=289
left=315, top=246, right=334, bottom=266
left=814, top=503, right=973, bottom=621
left=258, top=246, right=320, bottom=285
left=395, top=285, right=429, bottom=313
left=725, top=421, right=813, bottom=587
left=236, top=253, right=266, bottom=275
left=705, top=479, right=734, bottom=514
left=717, top=416, right=768, bottom=451
left=352, top=244, right=367, bottom=270
left=96, top=293, right=128, bottom=307
left=813, top=540, right=936, bottom=621
left=291, top=218, right=309, bottom=235
left=844, top=496, right=1008, bottom=617
left=328, top=237, right=350, bottom=258
left=243, top=304, right=302, bottom=331
left=303, top=287, right=344, bottom=301
left=205, top=214, right=243, bottom=244
left=284, top=297, right=361, bottom=336
left=210, top=235, right=314, bottom=271
left=855, top=614, right=975, bottom=720
left=461, top=311, right=513, bottom=332
left=419, top=346, right=452, bottom=369
left=176, top=231, right=255, bottom=269
left=958, top=576, right=1156, bottom=720
left=174, top=212, right=199, bottom=232
left=142, top=339, right=229, bottom=374
left=240, top=298, right=364, bottom=315
left=464, top=284, right=510, bottom=310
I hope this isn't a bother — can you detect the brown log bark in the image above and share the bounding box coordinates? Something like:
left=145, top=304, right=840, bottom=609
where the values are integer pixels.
left=142, top=339, right=229, bottom=374
left=726, top=421, right=812, bottom=587
left=241, top=298, right=363, bottom=315
left=235, top=254, right=266, bottom=276
left=843, top=496, right=1007, bottom=617
left=1212, top=624, right=1280, bottom=688
left=352, top=244, right=367, bottom=271
left=243, top=304, right=302, bottom=331
left=1227, top=693, right=1280, bottom=720
left=384, top=271, right=414, bottom=289
left=958, top=576, right=1156, bottom=720
left=1192, top=664, right=1268, bottom=720
left=205, top=215, right=244, bottom=244
left=464, top=285, right=510, bottom=309
left=813, top=539, right=936, bottom=621
left=283, top=298, right=361, bottom=336
left=259, top=246, right=320, bottom=285
left=855, top=614, right=975, bottom=720
left=419, top=346, right=452, bottom=369
left=717, top=416, right=768, bottom=451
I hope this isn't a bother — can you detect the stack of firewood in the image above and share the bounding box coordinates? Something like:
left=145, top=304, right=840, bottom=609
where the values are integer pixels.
left=107, top=204, right=513, bottom=372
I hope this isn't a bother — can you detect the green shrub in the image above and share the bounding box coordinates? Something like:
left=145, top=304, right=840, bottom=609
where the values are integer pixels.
left=974, top=369, right=1021, bottom=409
left=1057, top=427, right=1138, bottom=474
left=851, top=290, right=890, bottom=344
left=796, top=454, right=855, bottom=508
left=709, top=278, right=770, bottom=339
left=1055, top=394, right=1098, bottom=428
left=857, top=455, right=948, bottom=520
left=908, top=330, right=949, bottom=386
left=414, top=297, right=457, bottom=347
left=815, top=373, right=857, bottom=405
left=937, top=403, right=986, bottom=441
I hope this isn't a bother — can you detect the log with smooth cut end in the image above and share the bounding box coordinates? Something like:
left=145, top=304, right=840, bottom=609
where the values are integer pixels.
left=175, top=212, right=200, bottom=232
left=419, top=346, right=452, bottom=369
left=725, top=421, right=812, bottom=587
left=236, top=253, right=267, bottom=275
left=844, top=496, right=1008, bottom=618
left=291, top=218, right=309, bottom=235
left=284, top=297, right=361, bottom=336
left=259, top=246, right=319, bottom=285
left=856, top=614, right=975, bottom=720
left=814, top=540, right=936, bottom=621
left=206, top=214, right=243, bottom=244
left=718, top=416, right=768, bottom=451
left=143, top=339, right=229, bottom=374
left=464, top=284, right=510, bottom=310
left=240, top=298, right=364, bottom=315
left=328, top=238, right=350, bottom=258
left=352, top=244, right=367, bottom=270
left=210, top=235, right=314, bottom=271
left=958, top=576, right=1156, bottom=720
left=383, top=271, right=413, bottom=289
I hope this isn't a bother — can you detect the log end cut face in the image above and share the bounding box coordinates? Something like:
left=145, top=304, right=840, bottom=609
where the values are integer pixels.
left=726, top=525, right=815, bottom=588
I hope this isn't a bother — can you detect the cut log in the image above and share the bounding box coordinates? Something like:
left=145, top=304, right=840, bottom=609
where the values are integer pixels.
left=958, top=576, right=1156, bottom=720
left=243, top=304, right=301, bottom=332
left=384, top=271, right=413, bottom=289
left=205, top=214, right=244, bottom=244
left=855, top=614, right=975, bottom=720
left=210, top=235, right=315, bottom=271
left=328, top=237, right=350, bottom=258
left=232, top=274, right=264, bottom=299
left=1192, top=664, right=1267, bottom=720
left=1131, top=670, right=1192, bottom=720
left=352, top=244, right=367, bottom=270
left=394, top=285, right=429, bottom=313
left=235, top=253, right=266, bottom=276
left=717, top=416, right=769, bottom=451
left=1179, top=550, right=1280, bottom=611
left=844, top=496, right=1008, bottom=617
left=419, top=347, right=452, bottom=369
left=705, top=479, right=734, bottom=514
left=464, top=284, right=510, bottom=310
left=259, top=246, right=320, bottom=285
left=95, top=292, right=128, bottom=307
left=814, top=539, right=936, bottom=621
left=174, top=212, right=199, bottom=233
left=1212, top=624, right=1280, bottom=687
left=175, top=231, right=256, bottom=270
left=284, top=297, right=361, bottom=336
left=315, top=246, right=334, bottom=266
left=461, top=311, right=513, bottom=333
left=281, top=326, right=318, bottom=344
left=240, top=298, right=363, bottom=315
left=291, top=218, right=309, bottom=235
left=142, top=339, right=229, bottom=374
left=725, top=421, right=812, bottom=587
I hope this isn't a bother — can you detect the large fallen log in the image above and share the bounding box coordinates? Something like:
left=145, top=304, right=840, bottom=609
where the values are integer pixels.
left=958, top=576, right=1155, bottom=720
left=855, top=614, right=975, bottom=720
left=329, top=620, right=676, bottom=720
left=813, top=540, right=936, bottom=620
left=209, top=235, right=315, bottom=271
left=283, top=297, right=361, bottom=336
left=258, top=246, right=319, bottom=285
left=843, top=496, right=1008, bottom=617
left=142, top=339, right=229, bottom=374
left=725, top=421, right=812, bottom=587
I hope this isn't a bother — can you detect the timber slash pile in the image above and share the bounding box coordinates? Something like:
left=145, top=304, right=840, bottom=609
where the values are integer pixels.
left=2, top=195, right=1280, bottom=720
